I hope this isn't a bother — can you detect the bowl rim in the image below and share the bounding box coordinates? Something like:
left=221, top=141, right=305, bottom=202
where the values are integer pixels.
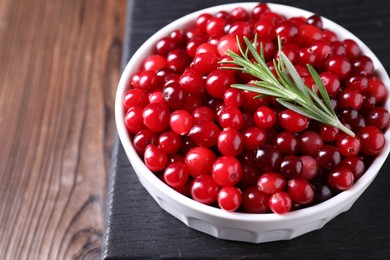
left=115, top=2, right=390, bottom=222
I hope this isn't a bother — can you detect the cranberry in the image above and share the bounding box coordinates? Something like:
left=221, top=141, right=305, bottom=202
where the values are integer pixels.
left=191, top=52, right=219, bottom=75
left=257, top=172, right=286, bottom=195
left=133, top=129, right=159, bottom=155
left=337, top=87, right=363, bottom=110
left=298, top=130, right=324, bottom=157
left=336, top=133, right=361, bottom=156
left=242, top=126, right=267, bottom=151
left=342, top=155, right=365, bottom=180
left=239, top=164, right=261, bottom=190
left=278, top=109, right=309, bottom=132
left=332, top=41, right=346, bottom=56
left=185, top=147, right=216, bottom=177
left=268, top=191, right=292, bottom=214
left=254, top=145, right=283, bottom=172
left=316, top=145, right=342, bottom=171
left=310, top=40, right=333, bottom=68
left=162, top=82, right=185, bottom=110
left=144, top=144, right=168, bottom=172
left=223, top=88, right=243, bottom=107
left=280, top=156, right=303, bottom=179
left=217, top=187, right=242, bottom=212
left=322, top=29, right=337, bottom=42
left=241, top=90, right=270, bottom=111
left=287, top=178, right=315, bottom=205
left=252, top=3, right=271, bottom=20
left=365, top=107, right=390, bottom=130
left=169, top=109, right=193, bottom=135
left=229, top=21, right=252, bottom=39
left=253, top=106, right=277, bottom=129
left=357, top=126, right=386, bottom=155
left=158, top=131, right=182, bottom=154
left=167, top=49, right=191, bottom=73
left=179, top=68, right=206, bottom=97
left=274, top=131, right=299, bottom=155
left=206, top=70, right=236, bottom=99
left=307, top=14, right=323, bottom=28
left=343, top=39, right=361, bottom=61
left=164, top=162, right=189, bottom=188
left=124, top=106, right=145, bottom=134
left=352, top=55, right=374, bottom=76
left=300, top=155, right=318, bottom=180
left=139, top=70, right=161, bottom=91
left=326, top=55, right=352, bottom=80
left=217, top=128, right=244, bottom=156
left=345, top=75, right=368, bottom=92
left=218, top=106, right=243, bottom=130
left=191, top=175, right=219, bottom=205
left=170, top=29, right=186, bottom=46
left=297, top=24, right=322, bottom=47
left=196, top=13, right=212, bottom=32
left=181, top=94, right=202, bottom=113
left=275, top=21, right=298, bottom=43
left=143, top=54, right=167, bottom=72
left=313, top=181, right=333, bottom=203
left=367, top=77, right=387, bottom=103
left=188, top=121, right=221, bottom=148
left=327, top=166, right=355, bottom=191
left=156, top=37, right=176, bottom=56
left=319, top=71, right=340, bottom=97
left=192, top=106, right=215, bottom=123
left=212, top=156, right=242, bottom=187
left=186, top=37, right=205, bottom=58
left=253, top=20, right=275, bottom=40
left=241, top=186, right=269, bottom=213
left=206, top=17, right=227, bottom=37
left=217, top=34, right=240, bottom=56
left=319, top=124, right=340, bottom=142
left=123, top=89, right=148, bottom=111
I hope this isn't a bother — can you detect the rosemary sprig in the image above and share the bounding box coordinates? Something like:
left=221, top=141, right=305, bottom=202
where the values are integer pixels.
left=220, top=36, right=355, bottom=137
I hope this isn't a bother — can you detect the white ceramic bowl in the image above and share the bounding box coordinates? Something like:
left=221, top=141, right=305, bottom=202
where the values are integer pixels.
left=115, top=3, right=390, bottom=243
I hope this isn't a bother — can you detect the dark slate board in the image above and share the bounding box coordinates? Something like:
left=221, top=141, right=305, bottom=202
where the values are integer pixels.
left=102, top=0, right=390, bottom=259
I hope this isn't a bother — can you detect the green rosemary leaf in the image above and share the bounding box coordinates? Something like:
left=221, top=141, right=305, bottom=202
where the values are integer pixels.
left=307, top=64, right=336, bottom=117
left=219, top=34, right=355, bottom=137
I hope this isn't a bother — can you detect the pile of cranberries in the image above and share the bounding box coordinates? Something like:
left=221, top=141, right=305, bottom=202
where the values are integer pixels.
left=123, top=3, right=389, bottom=214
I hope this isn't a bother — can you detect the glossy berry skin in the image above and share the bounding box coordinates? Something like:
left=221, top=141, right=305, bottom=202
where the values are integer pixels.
left=212, top=156, right=242, bottom=187
left=274, top=131, right=299, bottom=155
left=162, top=83, right=185, bottom=110
left=217, top=187, right=242, bottom=212
left=158, top=131, right=182, bottom=154
left=253, top=106, right=277, bottom=129
left=206, top=70, right=236, bottom=99
left=287, top=178, right=315, bottom=205
left=123, top=89, right=148, bottom=111
left=300, top=155, right=318, bottom=180
left=217, top=34, right=240, bottom=56
left=298, top=131, right=324, bottom=157
left=143, top=103, right=170, bottom=133
left=278, top=109, right=309, bottom=132
left=325, top=55, right=351, bottom=80
left=327, top=166, right=355, bottom=191
left=144, top=144, right=168, bottom=172
left=357, top=126, right=386, bottom=155
left=242, top=126, right=267, bottom=151
left=367, top=77, right=387, bottom=103
left=189, top=121, right=221, bottom=148
left=218, top=106, right=243, bottom=130
left=336, top=133, right=361, bottom=156
left=179, top=69, right=206, bottom=97
left=257, top=172, right=287, bottom=195
left=223, top=88, right=243, bottom=107
left=184, top=147, right=216, bottom=178
left=337, top=87, right=363, bottom=110
left=343, top=39, right=361, bottom=61
left=124, top=106, right=145, bottom=134
left=191, top=175, right=219, bottom=205
left=320, top=71, right=340, bottom=97
left=143, top=54, right=167, bottom=72
left=342, top=155, right=365, bottom=180
left=254, top=145, right=282, bottom=172
left=192, top=106, right=215, bottom=123
left=164, top=162, right=189, bottom=188
left=169, top=110, right=194, bottom=136
left=365, top=107, right=390, bottom=130
left=316, top=145, right=342, bottom=171
left=268, top=191, right=292, bottom=214
left=241, top=186, right=269, bottom=213
left=319, top=124, right=340, bottom=142
left=280, top=156, right=303, bottom=179
left=191, top=52, right=219, bottom=75
left=133, top=129, right=159, bottom=155
left=218, top=128, right=245, bottom=156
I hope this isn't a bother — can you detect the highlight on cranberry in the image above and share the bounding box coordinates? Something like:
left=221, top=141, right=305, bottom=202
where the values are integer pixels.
left=123, top=3, right=388, bottom=214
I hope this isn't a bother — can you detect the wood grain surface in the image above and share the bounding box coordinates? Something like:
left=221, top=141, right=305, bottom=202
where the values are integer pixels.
left=0, top=0, right=126, bottom=259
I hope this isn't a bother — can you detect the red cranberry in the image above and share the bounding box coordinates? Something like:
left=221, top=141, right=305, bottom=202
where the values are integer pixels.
left=188, top=121, right=221, bottom=148
left=298, top=130, right=324, bottom=157
left=191, top=175, right=219, bottom=205
left=124, top=106, right=145, bottom=134
left=343, top=39, right=361, bottom=61
left=254, top=145, right=282, bottom=172
left=257, top=172, right=287, bottom=194
left=212, top=156, right=242, bottom=187
left=169, top=109, right=193, bottom=135
left=217, top=128, right=244, bottom=156
left=268, top=191, right=292, bottom=214
left=218, top=187, right=242, bottom=212
left=287, top=178, right=315, bottom=205
left=328, top=166, right=355, bottom=191
left=326, top=55, right=352, bottom=80
left=278, top=109, right=309, bottom=132
left=241, top=186, right=269, bottom=213
left=144, top=144, right=168, bottom=172
left=243, top=126, right=267, bottom=151
left=357, top=126, right=386, bottom=155
left=274, top=131, right=299, bottom=155
left=365, top=107, right=390, bottom=130
left=185, top=147, right=216, bottom=177
left=280, top=156, right=303, bottom=179
left=164, top=162, right=189, bottom=188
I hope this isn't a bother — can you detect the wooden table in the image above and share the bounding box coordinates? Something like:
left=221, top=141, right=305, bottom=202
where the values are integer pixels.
left=0, top=0, right=126, bottom=259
